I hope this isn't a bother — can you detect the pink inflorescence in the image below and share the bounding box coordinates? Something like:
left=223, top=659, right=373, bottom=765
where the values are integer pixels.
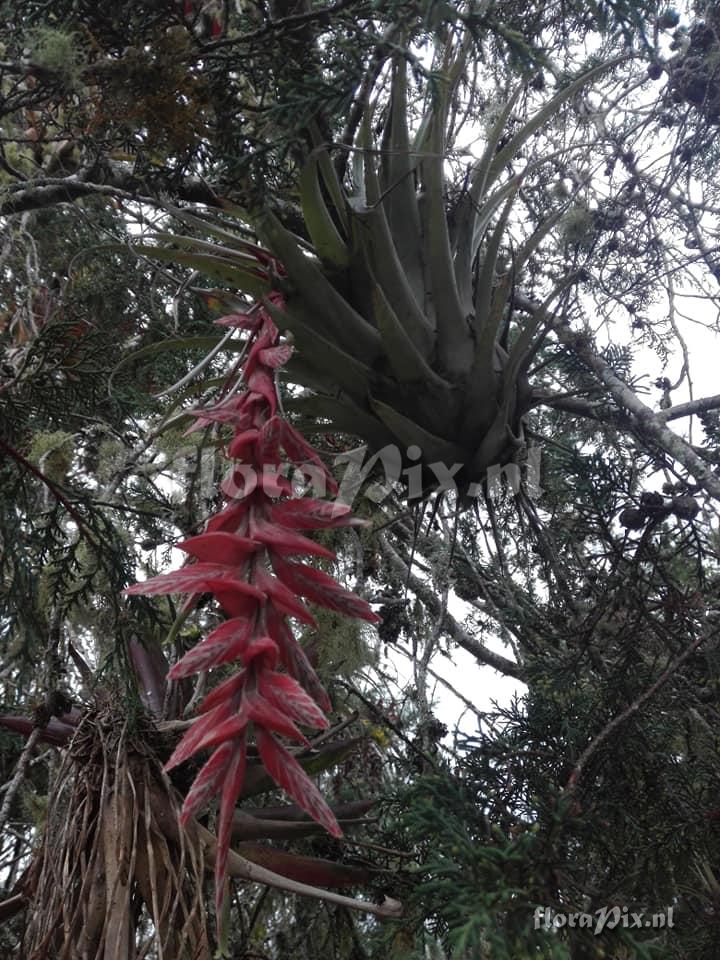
left=125, top=293, right=379, bottom=916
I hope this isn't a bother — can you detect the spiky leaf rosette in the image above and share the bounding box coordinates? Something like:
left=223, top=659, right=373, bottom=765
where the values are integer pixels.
left=247, top=57, right=620, bottom=497
left=125, top=292, right=379, bottom=927
left=133, top=54, right=620, bottom=501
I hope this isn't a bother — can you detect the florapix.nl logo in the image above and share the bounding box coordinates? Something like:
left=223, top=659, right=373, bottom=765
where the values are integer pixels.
left=534, top=905, right=674, bottom=935
left=163, top=441, right=542, bottom=511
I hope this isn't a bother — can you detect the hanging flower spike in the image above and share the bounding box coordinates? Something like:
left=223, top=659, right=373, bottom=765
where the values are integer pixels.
left=124, top=285, right=380, bottom=936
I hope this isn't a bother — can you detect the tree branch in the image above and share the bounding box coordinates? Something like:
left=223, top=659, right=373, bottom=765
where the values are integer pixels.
left=657, top=393, right=720, bottom=423
left=379, top=534, right=525, bottom=680
left=0, top=165, right=222, bottom=218
left=516, top=291, right=720, bottom=500
left=204, top=0, right=365, bottom=52
left=534, top=388, right=720, bottom=425
left=564, top=627, right=714, bottom=795
left=563, top=331, right=720, bottom=499
left=0, top=436, right=96, bottom=542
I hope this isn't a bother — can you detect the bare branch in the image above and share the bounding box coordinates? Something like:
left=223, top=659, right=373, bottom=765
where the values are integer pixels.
left=0, top=728, right=42, bottom=837
left=534, top=389, right=720, bottom=425
left=564, top=628, right=715, bottom=796
left=657, top=393, right=720, bottom=423
left=517, top=292, right=720, bottom=500
left=0, top=165, right=221, bottom=218
left=379, top=533, right=525, bottom=680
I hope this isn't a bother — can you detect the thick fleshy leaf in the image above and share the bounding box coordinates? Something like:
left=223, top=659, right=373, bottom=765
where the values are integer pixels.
left=299, top=153, right=350, bottom=269
left=264, top=299, right=373, bottom=405
left=270, top=555, right=380, bottom=623
left=149, top=232, right=264, bottom=271
left=236, top=843, right=373, bottom=887
left=180, top=741, right=234, bottom=824
left=110, top=335, right=243, bottom=385
left=242, top=798, right=375, bottom=822
left=368, top=395, right=465, bottom=465
left=257, top=671, right=329, bottom=729
left=372, top=283, right=440, bottom=384
left=123, top=246, right=271, bottom=299
left=0, top=715, right=73, bottom=747
left=254, top=209, right=380, bottom=361
left=488, top=58, right=625, bottom=187
left=379, top=61, right=425, bottom=303
left=284, top=392, right=397, bottom=450
left=196, top=287, right=260, bottom=316
left=127, top=635, right=167, bottom=718
left=178, top=532, right=260, bottom=565
left=255, top=727, right=342, bottom=838
left=157, top=201, right=272, bottom=263
left=416, top=105, right=473, bottom=377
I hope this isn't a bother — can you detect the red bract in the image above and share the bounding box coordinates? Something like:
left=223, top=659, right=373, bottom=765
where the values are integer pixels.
left=124, top=290, right=380, bottom=930
left=269, top=497, right=365, bottom=530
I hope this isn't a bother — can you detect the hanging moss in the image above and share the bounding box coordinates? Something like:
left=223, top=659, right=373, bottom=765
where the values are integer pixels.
left=26, top=27, right=83, bottom=92
left=27, top=430, right=75, bottom=483
left=559, top=202, right=598, bottom=249
left=301, top=606, right=377, bottom=682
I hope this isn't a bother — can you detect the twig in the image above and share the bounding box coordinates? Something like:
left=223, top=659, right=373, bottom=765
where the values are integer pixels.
left=529, top=299, right=720, bottom=500
left=0, top=728, right=42, bottom=836
left=0, top=437, right=95, bottom=542
left=0, top=892, right=26, bottom=922
left=564, top=629, right=713, bottom=795
left=203, top=0, right=364, bottom=52
left=379, top=533, right=524, bottom=679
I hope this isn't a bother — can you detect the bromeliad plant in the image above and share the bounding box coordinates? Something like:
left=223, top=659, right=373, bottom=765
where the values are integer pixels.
left=124, top=288, right=380, bottom=924
left=249, top=56, right=624, bottom=494
left=135, top=52, right=621, bottom=499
